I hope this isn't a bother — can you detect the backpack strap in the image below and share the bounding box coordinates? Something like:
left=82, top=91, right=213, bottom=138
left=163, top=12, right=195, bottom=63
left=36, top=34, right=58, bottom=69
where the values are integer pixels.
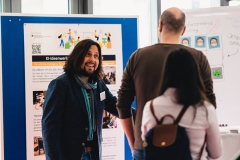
left=174, top=104, right=189, bottom=124
left=150, top=100, right=174, bottom=125
left=149, top=100, right=189, bottom=125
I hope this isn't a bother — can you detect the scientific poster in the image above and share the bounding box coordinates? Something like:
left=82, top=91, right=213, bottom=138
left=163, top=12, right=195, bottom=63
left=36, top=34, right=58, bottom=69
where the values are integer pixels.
left=24, top=23, right=124, bottom=160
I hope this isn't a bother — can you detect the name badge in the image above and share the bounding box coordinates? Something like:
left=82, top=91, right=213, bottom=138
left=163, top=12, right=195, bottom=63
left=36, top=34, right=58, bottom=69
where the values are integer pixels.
left=100, top=91, right=106, bottom=101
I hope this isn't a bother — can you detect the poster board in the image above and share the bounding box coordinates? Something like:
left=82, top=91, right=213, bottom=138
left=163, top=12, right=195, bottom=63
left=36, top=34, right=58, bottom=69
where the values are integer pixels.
left=1, top=14, right=138, bottom=160
left=182, top=6, right=240, bottom=126
left=0, top=15, right=3, bottom=160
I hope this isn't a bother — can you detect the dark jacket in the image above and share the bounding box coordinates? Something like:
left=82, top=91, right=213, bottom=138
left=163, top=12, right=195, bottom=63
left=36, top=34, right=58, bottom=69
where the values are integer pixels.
left=42, top=73, right=118, bottom=160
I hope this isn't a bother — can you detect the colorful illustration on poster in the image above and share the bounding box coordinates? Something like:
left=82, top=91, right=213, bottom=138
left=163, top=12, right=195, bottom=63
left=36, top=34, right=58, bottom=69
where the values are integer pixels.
left=58, top=29, right=81, bottom=49
left=180, top=37, right=191, bottom=47
left=105, top=32, right=112, bottom=49
left=92, top=30, right=112, bottom=49
left=58, top=28, right=114, bottom=50
left=195, top=36, right=206, bottom=48
left=208, top=36, right=220, bottom=49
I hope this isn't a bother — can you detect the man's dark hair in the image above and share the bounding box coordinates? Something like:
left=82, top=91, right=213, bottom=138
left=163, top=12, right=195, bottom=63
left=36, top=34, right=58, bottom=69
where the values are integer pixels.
left=210, top=37, right=218, bottom=44
left=63, top=39, right=104, bottom=80
left=161, top=10, right=185, bottom=33
left=182, top=38, right=189, bottom=44
left=196, top=37, right=204, bottom=43
left=158, top=48, right=208, bottom=107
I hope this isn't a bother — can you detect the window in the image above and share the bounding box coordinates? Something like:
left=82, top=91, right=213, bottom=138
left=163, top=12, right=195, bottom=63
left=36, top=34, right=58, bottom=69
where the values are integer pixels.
left=21, top=0, right=68, bottom=14
left=161, top=0, right=221, bottom=12
left=93, top=0, right=153, bottom=47
left=229, top=1, right=240, bottom=6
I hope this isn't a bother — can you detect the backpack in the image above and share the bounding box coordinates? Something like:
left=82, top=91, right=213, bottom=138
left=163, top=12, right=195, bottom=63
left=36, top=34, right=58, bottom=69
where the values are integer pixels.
left=143, top=100, right=205, bottom=160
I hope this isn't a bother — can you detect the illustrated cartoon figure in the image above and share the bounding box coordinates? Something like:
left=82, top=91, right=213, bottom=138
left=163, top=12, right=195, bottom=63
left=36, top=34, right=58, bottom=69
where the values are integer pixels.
left=105, top=32, right=112, bottom=49
left=74, top=36, right=81, bottom=46
left=94, top=30, right=99, bottom=41
left=68, top=29, right=72, bottom=42
left=105, top=32, right=111, bottom=42
left=77, top=36, right=81, bottom=43
left=58, top=34, right=64, bottom=48
left=210, top=37, right=218, bottom=47
left=196, top=37, right=204, bottom=47
left=182, top=38, right=189, bottom=46
left=94, top=30, right=104, bottom=47
left=70, top=37, right=75, bottom=46
left=213, top=69, right=221, bottom=77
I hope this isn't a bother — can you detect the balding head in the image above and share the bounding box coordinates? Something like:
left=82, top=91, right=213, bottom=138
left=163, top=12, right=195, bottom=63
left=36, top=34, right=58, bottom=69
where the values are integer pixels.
left=160, top=7, right=185, bottom=34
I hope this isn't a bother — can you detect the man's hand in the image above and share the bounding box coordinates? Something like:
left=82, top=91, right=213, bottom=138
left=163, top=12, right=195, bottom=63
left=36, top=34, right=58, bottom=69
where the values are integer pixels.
left=119, top=117, right=135, bottom=154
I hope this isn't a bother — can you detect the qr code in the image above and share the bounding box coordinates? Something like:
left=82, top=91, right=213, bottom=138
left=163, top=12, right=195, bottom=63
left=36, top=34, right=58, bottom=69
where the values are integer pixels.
left=32, top=45, right=41, bottom=54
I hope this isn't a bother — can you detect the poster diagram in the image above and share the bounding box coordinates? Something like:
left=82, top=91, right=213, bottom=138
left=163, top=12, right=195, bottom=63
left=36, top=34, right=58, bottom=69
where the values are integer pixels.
left=181, top=34, right=224, bottom=80
left=24, top=24, right=124, bottom=160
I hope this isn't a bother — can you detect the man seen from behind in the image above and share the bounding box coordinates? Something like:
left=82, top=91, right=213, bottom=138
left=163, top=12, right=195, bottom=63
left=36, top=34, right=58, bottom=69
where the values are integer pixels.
left=116, top=7, right=216, bottom=160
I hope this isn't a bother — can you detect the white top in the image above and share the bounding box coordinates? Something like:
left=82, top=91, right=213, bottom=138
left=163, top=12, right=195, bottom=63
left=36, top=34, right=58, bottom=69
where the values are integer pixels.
left=141, top=88, right=222, bottom=160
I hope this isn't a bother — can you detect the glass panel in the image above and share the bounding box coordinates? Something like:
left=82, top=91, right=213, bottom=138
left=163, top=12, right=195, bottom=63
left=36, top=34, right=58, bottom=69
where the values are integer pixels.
left=21, top=0, right=68, bottom=14
left=161, top=0, right=193, bottom=11
left=93, top=0, right=151, bottom=47
left=161, top=0, right=221, bottom=12
left=0, top=0, right=2, bottom=12
left=229, top=1, right=240, bottom=6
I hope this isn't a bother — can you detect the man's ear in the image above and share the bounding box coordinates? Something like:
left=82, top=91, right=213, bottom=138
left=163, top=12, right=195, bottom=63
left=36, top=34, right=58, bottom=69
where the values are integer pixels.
left=159, top=21, right=163, bottom=32
left=181, top=26, right=186, bottom=36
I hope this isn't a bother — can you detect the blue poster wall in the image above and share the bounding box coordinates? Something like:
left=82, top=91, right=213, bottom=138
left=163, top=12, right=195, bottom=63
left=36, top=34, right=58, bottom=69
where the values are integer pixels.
left=1, top=15, right=138, bottom=160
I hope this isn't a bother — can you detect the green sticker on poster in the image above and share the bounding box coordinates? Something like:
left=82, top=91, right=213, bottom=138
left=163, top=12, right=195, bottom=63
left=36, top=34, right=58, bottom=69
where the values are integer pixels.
left=213, top=69, right=221, bottom=77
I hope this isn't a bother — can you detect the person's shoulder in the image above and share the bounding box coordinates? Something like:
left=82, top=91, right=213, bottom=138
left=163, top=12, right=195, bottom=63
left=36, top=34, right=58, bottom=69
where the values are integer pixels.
left=203, top=100, right=216, bottom=113
left=97, top=79, right=109, bottom=90
left=179, top=45, right=207, bottom=62
left=137, top=44, right=202, bottom=53
left=179, top=45, right=204, bottom=54
left=201, top=101, right=218, bottom=124
left=151, top=94, right=170, bottom=107
left=130, top=44, right=167, bottom=60
left=53, top=73, right=69, bottom=81
left=98, top=79, right=105, bottom=85
left=134, top=44, right=161, bottom=54
left=49, top=73, right=71, bottom=85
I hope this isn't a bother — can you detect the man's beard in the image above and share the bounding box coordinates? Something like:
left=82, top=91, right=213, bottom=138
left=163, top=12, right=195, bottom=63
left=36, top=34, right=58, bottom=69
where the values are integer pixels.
left=79, top=68, right=95, bottom=78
